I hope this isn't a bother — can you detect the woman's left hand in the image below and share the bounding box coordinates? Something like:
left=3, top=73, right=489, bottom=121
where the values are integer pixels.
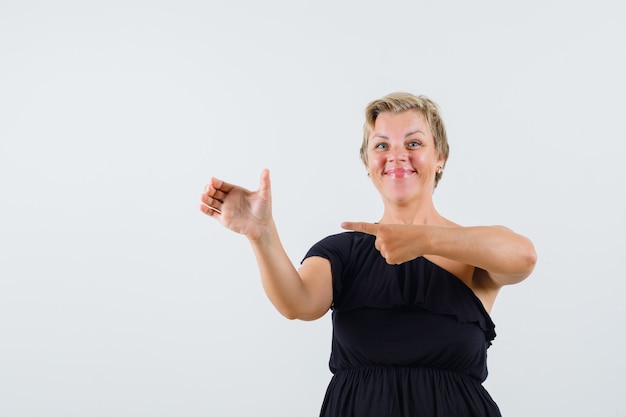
left=341, top=222, right=427, bottom=264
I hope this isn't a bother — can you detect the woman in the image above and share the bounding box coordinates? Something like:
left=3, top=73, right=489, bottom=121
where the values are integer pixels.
left=200, top=92, right=537, bottom=416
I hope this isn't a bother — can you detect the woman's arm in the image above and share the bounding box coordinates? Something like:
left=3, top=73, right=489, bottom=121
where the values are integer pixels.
left=341, top=222, right=536, bottom=287
left=249, top=227, right=332, bottom=321
left=421, top=224, right=536, bottom=286
left=201, top=170, right=332, bottom=320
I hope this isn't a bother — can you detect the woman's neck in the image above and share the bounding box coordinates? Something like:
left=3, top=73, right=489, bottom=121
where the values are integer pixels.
left=378, top=198, right=448, bottom=226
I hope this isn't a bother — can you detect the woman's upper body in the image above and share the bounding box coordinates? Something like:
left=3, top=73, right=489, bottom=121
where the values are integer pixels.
left=304, top=229, right=498, bottom=376
left=199, top=92, right=536, bottom=321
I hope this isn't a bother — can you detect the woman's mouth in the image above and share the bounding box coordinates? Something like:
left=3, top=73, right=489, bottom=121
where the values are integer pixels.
left=385, top=168, right=415, bottom=178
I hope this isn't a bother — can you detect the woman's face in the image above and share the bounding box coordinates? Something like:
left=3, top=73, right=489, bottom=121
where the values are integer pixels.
left=366, top=110, right=444, bottom=204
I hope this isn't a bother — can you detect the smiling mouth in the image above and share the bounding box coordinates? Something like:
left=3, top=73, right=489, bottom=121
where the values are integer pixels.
left=385, top=168, right=415, bottom=178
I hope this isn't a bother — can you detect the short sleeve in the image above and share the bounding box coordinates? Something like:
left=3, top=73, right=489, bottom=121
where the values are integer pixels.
left=302, top=232, right=354, bottom=303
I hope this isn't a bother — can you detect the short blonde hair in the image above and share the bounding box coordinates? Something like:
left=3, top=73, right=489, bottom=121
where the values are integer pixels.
left=360, top=92, right=450, bottom=187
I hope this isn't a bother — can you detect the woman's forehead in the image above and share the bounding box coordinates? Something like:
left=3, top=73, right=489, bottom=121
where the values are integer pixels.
left=372, top=110, right=431, bottom=135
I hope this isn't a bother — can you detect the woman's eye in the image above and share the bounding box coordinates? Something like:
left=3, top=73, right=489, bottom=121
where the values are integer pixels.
left=374, top=142, right=388, bottom=149
left=408, top=141, right=422, bottom=148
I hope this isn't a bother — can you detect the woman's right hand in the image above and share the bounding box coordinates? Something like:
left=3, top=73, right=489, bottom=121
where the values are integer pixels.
left=200, top=169, right=273, bottom=241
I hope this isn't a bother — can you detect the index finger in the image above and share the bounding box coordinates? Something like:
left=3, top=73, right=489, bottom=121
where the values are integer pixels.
left=206, top=177, right=234, bottom=194
left=341, top=222, right=379, bottom=236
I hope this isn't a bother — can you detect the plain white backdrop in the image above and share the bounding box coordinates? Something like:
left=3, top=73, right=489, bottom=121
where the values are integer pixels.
left=1, top=1, right=625, bottom=416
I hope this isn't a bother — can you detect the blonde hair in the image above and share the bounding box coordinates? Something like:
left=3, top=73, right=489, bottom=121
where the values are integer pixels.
left=360, top=92, right=450, bottom=187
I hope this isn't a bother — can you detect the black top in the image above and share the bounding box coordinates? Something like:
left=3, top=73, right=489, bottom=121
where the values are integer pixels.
left=304, top=231, right=501, bottom=417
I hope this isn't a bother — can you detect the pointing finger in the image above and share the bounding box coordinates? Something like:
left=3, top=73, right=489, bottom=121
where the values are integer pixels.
left=341, top=222, right=380, bottom=236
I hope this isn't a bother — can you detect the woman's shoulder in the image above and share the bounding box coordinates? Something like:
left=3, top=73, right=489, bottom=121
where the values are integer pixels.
left=308, top=231, right=374, bottom=255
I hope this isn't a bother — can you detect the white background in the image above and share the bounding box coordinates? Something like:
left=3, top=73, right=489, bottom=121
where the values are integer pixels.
left=1, top=1, right=625, bottom=416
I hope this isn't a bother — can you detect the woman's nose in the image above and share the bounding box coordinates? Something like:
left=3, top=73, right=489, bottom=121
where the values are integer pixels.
left=388, top=149, right=408, bottom=162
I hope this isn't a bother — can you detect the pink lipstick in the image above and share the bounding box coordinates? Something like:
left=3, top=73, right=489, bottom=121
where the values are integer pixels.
left=386, top=168, right=414, bottom=178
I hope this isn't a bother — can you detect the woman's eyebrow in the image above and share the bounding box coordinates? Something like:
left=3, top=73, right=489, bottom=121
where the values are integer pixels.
left=372, top=129, right=426, bottom=139
left=372, top=134, right=389, bottom=140
left=405, top=129, right=426, bottom=138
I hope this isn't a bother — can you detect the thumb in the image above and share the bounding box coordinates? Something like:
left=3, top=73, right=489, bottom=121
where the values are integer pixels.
left=341, top=221, right=379, bottom=236
left=258, top=168, right=271, bottom=196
